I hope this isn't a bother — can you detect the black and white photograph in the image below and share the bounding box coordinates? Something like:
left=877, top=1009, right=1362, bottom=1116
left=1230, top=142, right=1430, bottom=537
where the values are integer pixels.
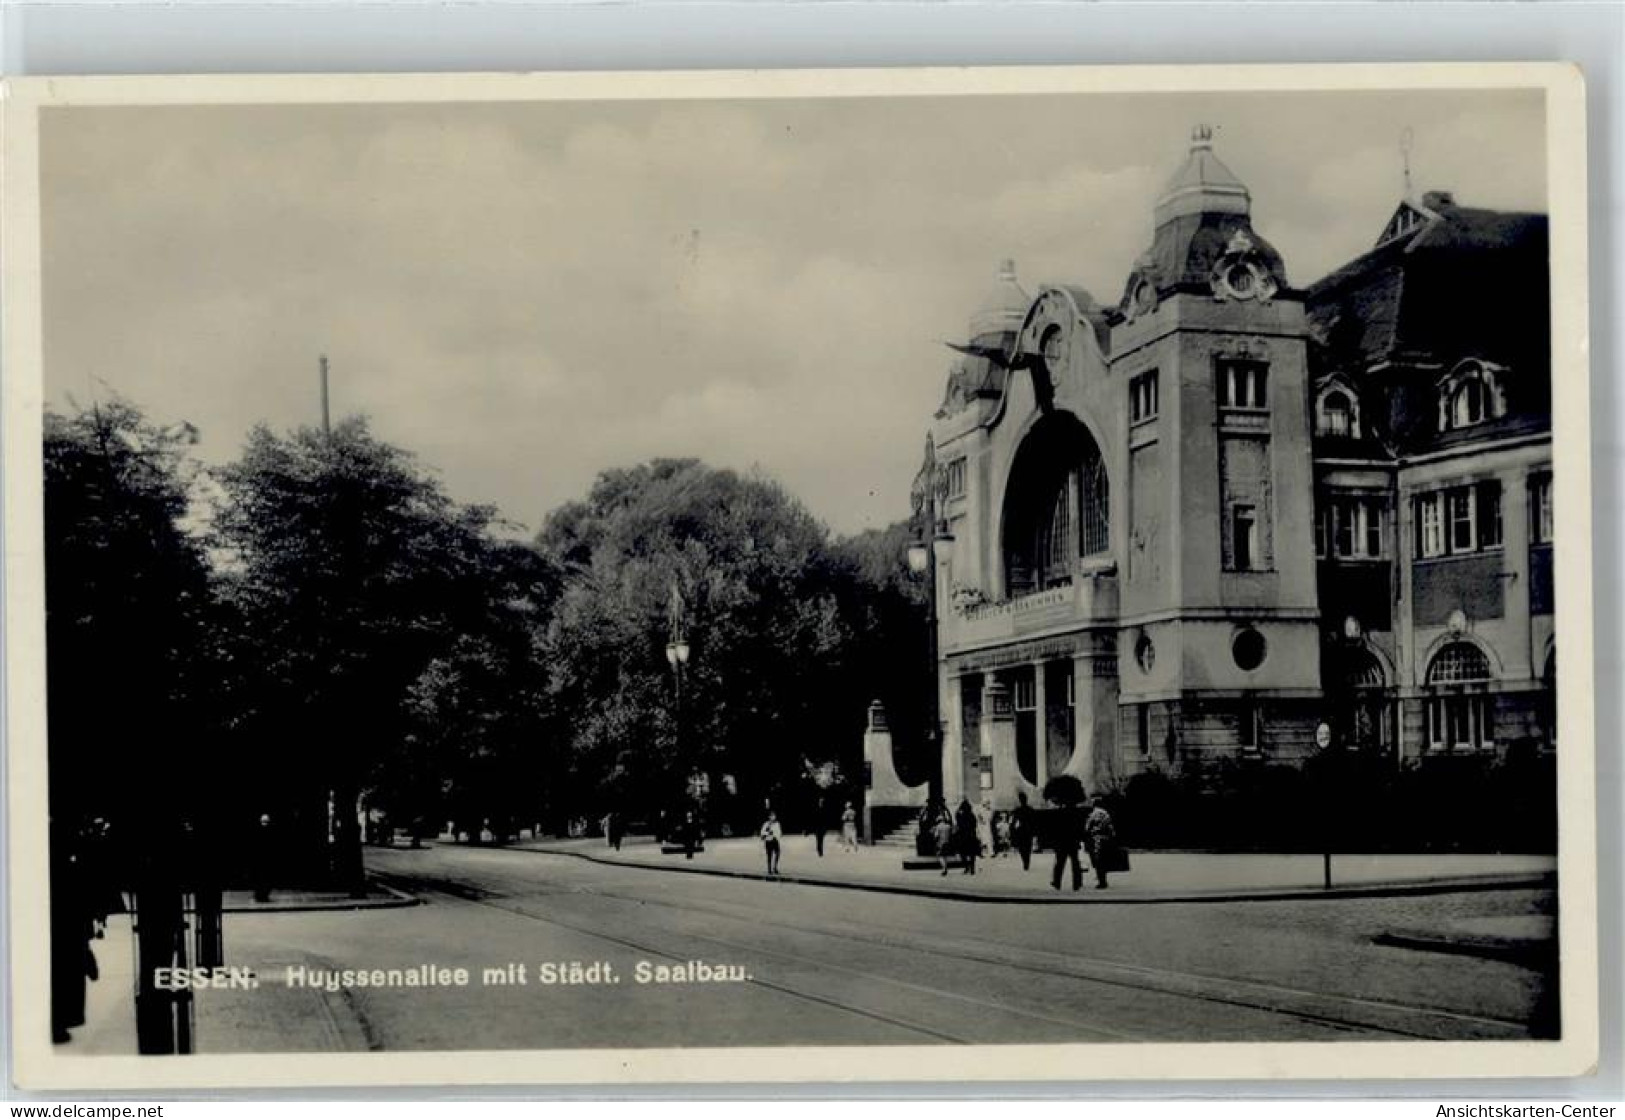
left=2, top=66, right=1596, bottom=1089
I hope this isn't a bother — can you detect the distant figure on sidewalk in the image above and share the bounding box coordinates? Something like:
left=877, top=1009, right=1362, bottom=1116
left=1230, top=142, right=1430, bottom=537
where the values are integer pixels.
left=760, top=811, right=783, bottom=877
left=604, top=810, right=623, bottom=851
left=250, top=813, right=275, bottom=904
left=992, top=811, right=1012, bottom=857
left=932, top=810, right=954, bottom=876
left=681, top=810, right=699, bottom=860
left=1011, top=792, right=1035, bottom=871
left=954, top=799, right=979, bottom=876
left=1083, top=799, right=1119, bottom=889
left=812, top=795, right=828, bottom=857
left=975, top=799, right=994, bottom=859
left=840, top=801, right=859, bottom=852
left=1049, top=800, right=1086, bottom=891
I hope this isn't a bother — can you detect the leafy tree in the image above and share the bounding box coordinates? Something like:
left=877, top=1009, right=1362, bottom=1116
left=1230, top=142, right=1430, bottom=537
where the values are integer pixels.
left=537, top=460, right=856, bottom=831
left=211, top=417, right=550, bottom=887
left=42, top=399, right=216, bottom=837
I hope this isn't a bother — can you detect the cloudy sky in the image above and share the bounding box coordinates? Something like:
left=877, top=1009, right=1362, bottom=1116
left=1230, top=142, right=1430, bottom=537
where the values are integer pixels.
left=41, top=86, right=1545, bottom=538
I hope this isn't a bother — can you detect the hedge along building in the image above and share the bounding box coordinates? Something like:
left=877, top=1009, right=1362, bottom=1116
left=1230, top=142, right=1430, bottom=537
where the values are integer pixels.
left=906, top=126, right=1552, bottom=812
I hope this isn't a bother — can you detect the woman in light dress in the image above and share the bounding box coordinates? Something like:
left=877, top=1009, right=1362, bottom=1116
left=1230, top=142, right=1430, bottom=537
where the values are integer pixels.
left=839, top=801, right=859, bottom=852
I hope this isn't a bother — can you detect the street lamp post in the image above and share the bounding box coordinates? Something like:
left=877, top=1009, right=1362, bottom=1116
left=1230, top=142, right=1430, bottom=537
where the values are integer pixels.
left=909, top=435, right=953, bottom=807
left=665, top=586, right=693, bottom=831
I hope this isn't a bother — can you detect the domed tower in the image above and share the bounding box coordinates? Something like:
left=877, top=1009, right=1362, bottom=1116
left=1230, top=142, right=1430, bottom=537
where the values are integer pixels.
left=1108, top=126, right=1323, bottom=769
left=937, top=259, right=1029, bottom=419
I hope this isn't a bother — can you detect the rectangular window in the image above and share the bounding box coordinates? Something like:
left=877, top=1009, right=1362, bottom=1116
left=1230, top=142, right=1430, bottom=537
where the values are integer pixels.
left=1531, top=475, right=1553, bottom=544
left=1013, top=676, right=1037, bottom=711
left=1364, top=500, right=1383, bottom=558
left=1315, top=504, right=1331, bottom=558
left=1477, top=481, right=1502, bottom=549
left=1137, top=704, right=1151, bottom=758
left=1447, top=487, right=1475, bottom=553
left=1326, top=497, right=1385, bottom=559
left=1333, top=503, right=1355, bottom=558
left=1232, top=504, right=1257, bottom=571
left=1429, top=696, right=1495, bottom=752
left=1418, top=494, right=1444, bottom=559
left=1130, top=371, right=1159, bottom=424
left=1417, top=484, right=1508, bottom=559
left=1237, top=698, right=1257, bottom=749
left=1216, top=359, right=1269, bottom=409
left=944, top=458, right=967, bottom=498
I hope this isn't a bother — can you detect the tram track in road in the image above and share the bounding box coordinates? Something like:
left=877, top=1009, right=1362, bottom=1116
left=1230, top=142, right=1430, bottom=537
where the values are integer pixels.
left=378, top=872, right=976, bottom=1044
left=372, top=862, right=1521, bottom=1043
left=557, top=880, right=1531, bottom=1042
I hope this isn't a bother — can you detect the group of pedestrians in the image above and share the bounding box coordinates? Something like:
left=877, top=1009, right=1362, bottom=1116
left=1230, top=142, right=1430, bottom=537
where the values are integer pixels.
left=917, top=790, right=1122, bottom=890
left=766, top=798, right=859, bottom=877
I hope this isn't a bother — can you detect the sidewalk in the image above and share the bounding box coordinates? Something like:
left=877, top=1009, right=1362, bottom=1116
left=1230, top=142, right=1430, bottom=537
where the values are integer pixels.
left=510, top=834, right=1555, bottom=904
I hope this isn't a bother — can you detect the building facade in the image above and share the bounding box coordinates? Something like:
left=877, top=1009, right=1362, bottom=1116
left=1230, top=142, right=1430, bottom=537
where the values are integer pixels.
left=913, top=127, right=1553, bottom=809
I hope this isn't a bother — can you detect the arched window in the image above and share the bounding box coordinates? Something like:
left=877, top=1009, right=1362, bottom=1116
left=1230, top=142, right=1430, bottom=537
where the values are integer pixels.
left=1080, top=454, right=1110, bottom=557
left=1342, top=647, right=1386, bottom=689
left=1451, top=378, right=1485, bottom=427
left=1439, top=361, right=1506, bottom=432
left=1426, top=642, right=1491, bottom=684
left=1425, top=641, right=1495, bottom=752
left=1319, top=390, right=1354, bottom=438
left=1002, top=413, right=1110, bottom=597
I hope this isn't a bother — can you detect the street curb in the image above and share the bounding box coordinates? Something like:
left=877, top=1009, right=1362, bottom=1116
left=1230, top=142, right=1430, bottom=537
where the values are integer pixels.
left=221, top=877, right=422, bottom=914
left=503, top=844, right=1555, bottom=905
left=1371, top=929, right=1558, bottom=966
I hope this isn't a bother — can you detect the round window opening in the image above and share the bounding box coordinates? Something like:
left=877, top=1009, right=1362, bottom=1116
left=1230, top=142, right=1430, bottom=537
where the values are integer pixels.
left=1232, top=627, right=1267, bottom=671
left=1226, top=265, right=1256, bottom=297
left=1135, top=634, right=1156, bottom=674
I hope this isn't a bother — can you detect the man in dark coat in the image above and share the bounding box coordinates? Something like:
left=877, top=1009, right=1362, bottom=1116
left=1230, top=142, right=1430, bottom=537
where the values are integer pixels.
left=1011, top=791, right=1036, bottom=871
left=953, top=799, right=979, bottom=876
left=1049, top=799, right=1087, bottom=891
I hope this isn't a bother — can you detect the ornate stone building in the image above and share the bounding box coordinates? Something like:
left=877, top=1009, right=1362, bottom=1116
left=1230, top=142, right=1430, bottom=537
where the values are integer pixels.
left=907, top=127, right=1553, bottom=810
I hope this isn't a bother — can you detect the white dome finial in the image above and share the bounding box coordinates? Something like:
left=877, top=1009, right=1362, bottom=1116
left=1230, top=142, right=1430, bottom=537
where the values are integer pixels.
left=1191, top=123, right=1214, bottom=150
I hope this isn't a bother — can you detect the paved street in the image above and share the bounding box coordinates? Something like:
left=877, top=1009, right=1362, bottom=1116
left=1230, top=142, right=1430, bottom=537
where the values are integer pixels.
left=67, top=841, right=1558, bottom=1055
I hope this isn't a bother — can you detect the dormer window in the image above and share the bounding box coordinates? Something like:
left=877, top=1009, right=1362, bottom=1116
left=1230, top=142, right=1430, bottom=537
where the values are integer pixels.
left=1315, top=386, right=1361, bottom=439
left=1438, top=360, right=1507, bottom=433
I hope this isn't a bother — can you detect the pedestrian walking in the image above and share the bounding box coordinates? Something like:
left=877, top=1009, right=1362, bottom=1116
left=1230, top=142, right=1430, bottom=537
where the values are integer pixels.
left=1083, top=799, right=1120, bottom=889
left=760, top=811, right=783, bottom=877
left=993, top=811, right=1012, bottom=857
left=681, top=810, right=699, bottom=860
left=605, top=810, right=624, bottom=851
left=812, top=795, right=828, bottom=858
left=931, top=809, right=954, bottom=876
left=975, top=798, right=994, bottom=859
left=840, top=801, right=859, bottom=852
left=954, top=798, right=979, bottom=876
left=1011, top=792, right=1035, bottom=871
left=1049, top=799, right=1086, bottom=891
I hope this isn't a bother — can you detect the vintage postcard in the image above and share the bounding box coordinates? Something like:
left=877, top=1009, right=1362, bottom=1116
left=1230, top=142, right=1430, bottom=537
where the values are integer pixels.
left=2, top=64, right=1596, bottom=1090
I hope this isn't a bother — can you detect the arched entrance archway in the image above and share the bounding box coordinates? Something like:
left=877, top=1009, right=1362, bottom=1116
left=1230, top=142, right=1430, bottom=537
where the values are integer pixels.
left=1327, top=644, right=1390, bottom=752
left=1001, top=412, right=1109, bottom=597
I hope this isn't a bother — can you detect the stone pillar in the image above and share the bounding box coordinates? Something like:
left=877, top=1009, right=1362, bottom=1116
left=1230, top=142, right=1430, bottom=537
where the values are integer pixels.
left=980, top=678, right=1017, bottom=806
left=862, top=698, right=925, bottom=843
left=1069, top=651, right=1120, bottom=795
left=1032, top=661, right=1049, bottom=793
left=942, top=674, right=964, bottom=807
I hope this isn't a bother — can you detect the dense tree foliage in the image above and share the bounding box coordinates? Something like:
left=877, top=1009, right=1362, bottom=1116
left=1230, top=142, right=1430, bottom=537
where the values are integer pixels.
left=536, top=459, right=891, bottom=832
left=42, top=400, right=217, bottom=838
left=210, top=418, right=554, bottom=885
left=43, top=400, right=931, bottom=878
